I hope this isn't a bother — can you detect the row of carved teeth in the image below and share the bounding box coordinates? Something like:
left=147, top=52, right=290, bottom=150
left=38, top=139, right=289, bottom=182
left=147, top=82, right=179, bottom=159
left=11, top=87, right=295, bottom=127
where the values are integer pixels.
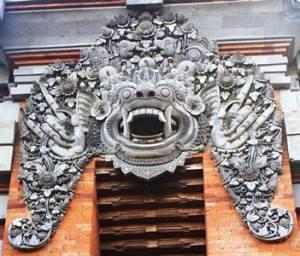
left=132, top=134, right=164, bottom=144
left=127, top=108, right=166, bottom=123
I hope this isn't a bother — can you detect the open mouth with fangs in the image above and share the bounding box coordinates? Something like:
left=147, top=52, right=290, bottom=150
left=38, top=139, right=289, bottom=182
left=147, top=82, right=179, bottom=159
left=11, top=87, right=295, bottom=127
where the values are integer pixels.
left=119, top=106, right=178, bottom=144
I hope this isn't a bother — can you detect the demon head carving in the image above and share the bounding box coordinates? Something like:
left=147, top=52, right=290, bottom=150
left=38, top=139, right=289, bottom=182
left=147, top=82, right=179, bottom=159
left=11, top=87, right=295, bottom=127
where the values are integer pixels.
left=98, top=63, right=207, bottom=179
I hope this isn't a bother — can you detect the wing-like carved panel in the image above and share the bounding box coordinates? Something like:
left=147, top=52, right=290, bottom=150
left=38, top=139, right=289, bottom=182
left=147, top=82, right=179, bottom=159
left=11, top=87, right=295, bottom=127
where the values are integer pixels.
left=8, top=11, right=293, bottom=251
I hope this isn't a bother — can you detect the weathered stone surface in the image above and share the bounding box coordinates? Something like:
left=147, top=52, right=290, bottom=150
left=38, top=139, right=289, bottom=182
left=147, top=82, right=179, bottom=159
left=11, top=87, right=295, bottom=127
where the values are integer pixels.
left=0, top=120, right=16, bottom=145
left=0, top=146, right=13, bottom=173
left=269, top=76, right=291, bottom=89
left=259, top=65, right=287, bottom=74
left=287, top=135, right=300, bottom=163
left=291, top=79, right=300, bottom=91
left=293, top=183, right=300, bottom=208
left=280, top=90, right=300, bottom=112
left=126, top=0, right=163, bottom=10
left=14, top=75, right=41, bottom=83
left=13, top=65, right=47, bottom=76
left=0, top=101, right=20, bottom=122
left=297, top=52, right=300, bottom=72
left=10, top=84, right=32, bottom=100
left=0, top=193, right=8, bottom=220
left=0, top=0, right=4, bottom=21
left=251, top=55, right=288, bottom=66
left=0, top=65, right=9, bottom=85
left=284, top=111, right=300, bottom=135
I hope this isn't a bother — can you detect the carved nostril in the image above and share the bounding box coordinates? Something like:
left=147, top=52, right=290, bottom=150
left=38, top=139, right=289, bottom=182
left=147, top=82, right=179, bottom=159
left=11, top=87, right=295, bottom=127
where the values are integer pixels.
left=148, top=91, right=155, bottom=97
left=136, top=91, right=143, bottom=97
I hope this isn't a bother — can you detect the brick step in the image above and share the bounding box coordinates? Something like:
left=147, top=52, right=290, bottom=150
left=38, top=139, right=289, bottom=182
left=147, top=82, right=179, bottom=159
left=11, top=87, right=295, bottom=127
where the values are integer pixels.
left=99, top=207, right=205, bottom=225
left=97, top=176, right=203, bottom=196
left=99, top=205, right=205, bottom=223
left=100, top=237, right=206, bottom=254
left=98, top=192, right=204, bottom=211
left=100, top=222, right=205, bottom=240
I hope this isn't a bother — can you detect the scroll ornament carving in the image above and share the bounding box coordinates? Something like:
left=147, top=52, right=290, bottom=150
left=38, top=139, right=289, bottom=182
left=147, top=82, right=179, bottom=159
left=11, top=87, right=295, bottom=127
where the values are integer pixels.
left=8, top=12, right=293, bottom=251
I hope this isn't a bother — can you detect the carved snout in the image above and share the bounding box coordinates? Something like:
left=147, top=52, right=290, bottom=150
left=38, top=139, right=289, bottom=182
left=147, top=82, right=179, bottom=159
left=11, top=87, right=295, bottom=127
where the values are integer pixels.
left=136, top=83, right=157, bottom=98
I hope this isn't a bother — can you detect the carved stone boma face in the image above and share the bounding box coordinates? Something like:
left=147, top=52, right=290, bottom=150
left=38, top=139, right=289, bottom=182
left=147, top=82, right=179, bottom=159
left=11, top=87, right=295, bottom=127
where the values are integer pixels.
left=100, top=64, right=206, bottom=179
left=9, top=11, right=293, bottom=252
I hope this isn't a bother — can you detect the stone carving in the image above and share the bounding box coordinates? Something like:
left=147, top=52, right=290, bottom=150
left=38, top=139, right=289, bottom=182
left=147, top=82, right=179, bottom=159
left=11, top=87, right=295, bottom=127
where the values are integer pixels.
left=8, top=11, right=293, bottom=251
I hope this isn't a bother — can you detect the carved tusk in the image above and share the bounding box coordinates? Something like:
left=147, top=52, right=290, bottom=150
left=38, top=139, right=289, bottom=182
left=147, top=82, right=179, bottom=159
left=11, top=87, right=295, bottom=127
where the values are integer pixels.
left=158, top=111, right=167, bottom=123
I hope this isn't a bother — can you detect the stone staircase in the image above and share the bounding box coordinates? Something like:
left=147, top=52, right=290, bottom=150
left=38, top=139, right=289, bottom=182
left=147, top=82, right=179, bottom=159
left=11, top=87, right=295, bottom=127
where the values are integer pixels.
left=96, top=156, right=206, bottom=256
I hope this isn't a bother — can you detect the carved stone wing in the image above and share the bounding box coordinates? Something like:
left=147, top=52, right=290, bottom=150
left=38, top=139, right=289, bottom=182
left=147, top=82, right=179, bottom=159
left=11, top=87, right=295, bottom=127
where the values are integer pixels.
left=210, top=52, right=293, bottom=242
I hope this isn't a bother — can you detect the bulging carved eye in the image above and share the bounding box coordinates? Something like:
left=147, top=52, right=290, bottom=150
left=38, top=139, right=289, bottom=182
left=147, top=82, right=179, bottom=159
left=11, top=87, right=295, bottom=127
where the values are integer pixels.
left=120, top=88, right=134, bottom=101
left=157, top=85, right=173, bottom=100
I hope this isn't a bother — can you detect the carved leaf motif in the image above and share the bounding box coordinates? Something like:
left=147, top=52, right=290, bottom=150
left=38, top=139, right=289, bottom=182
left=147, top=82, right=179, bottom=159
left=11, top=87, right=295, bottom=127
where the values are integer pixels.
left=43, top=189, right=52, bottom=197
left=36, top=164, right=44, bottom=173
left=47, top=78, right=56, bottom=87
left=227, top=188, right=240, bottom=205
left=69, top=71, right=77, bottom=83
left=28, top=235, right=39, bottom=246
left=229, top=156, right=246, bottom=170
left=155, top=39, right=165, bottom=49
left=278, top=208, right=287, bottom=217
left=129, top=56, right=140, bottom=64
left=219, top=167, right=230, bottom=184
left=13, top=234, right=23, bottom=247
left=235, top=78, right=246, bottom=86
left=54, top=163, right=68, bottom=176
left=127, top=42, right=137, bottom=51
left=154, top=54, right=164, bottom=62
left=257, top=225, right=269, bottom=236
left=268, top=173, right=278, bottom=191
left=29, top=193, right=39, bottom=200
left=77, top=70, right=87, bottom=79
left=12, top=219, right=22, bottom=227
left=253, top=155, right=267, bottom=169
left=69, top=167, right=77, bottom=173
left=254, top=201, right=268, bottom=209
left=247, top=214, right=260, bottom=223
left=23, top=182, right=31, bottom=199
left=40, top=223, right=52, bottom=231
left=245, top=181, right=258, bottom=192
left=229, top=178, right=240, bottom=187
left=278, top=225, right=288, bottom=237
left=217, top=64, right=225, bottom=74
